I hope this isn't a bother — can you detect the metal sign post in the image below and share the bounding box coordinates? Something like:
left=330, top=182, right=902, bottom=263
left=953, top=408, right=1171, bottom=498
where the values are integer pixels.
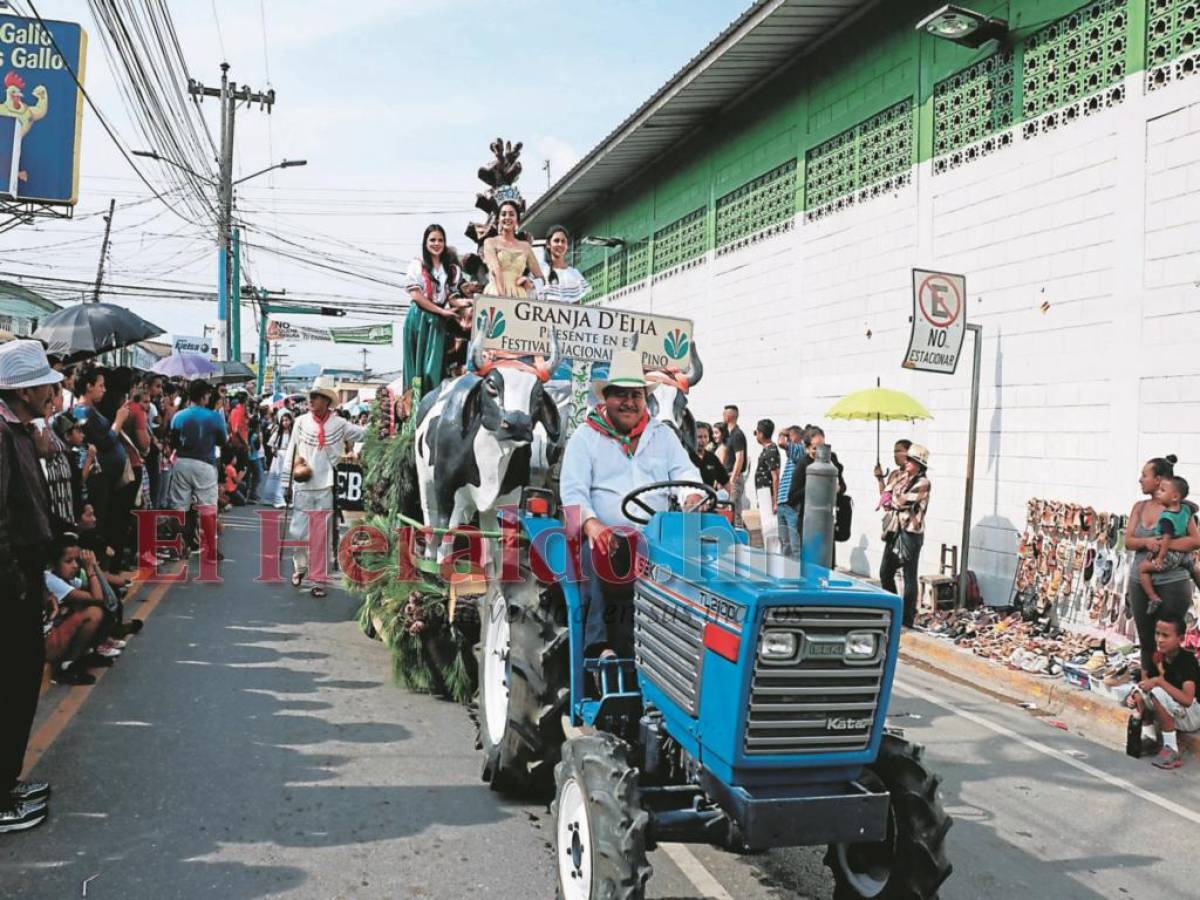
left=902, top=267, right=980, bottom=606
left=959, top=323, right=982, bottom=607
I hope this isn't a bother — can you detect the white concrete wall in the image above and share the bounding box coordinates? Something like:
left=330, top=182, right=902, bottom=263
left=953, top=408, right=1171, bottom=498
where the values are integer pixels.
left=599, top=71, right=1200, bottom=608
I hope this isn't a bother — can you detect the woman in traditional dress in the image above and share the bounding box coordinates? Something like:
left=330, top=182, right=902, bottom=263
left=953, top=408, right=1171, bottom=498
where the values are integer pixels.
left=264, top=408, right=294, bottom=508
left=403, top=224, right=469, bottom=397
left=482, top=199, right=544, bottom=297
left=536, top=225, right=592, bottom=433
left=537, top=224, right=590, bottom=304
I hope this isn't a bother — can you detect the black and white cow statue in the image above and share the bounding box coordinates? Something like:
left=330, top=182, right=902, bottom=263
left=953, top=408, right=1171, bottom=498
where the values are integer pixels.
left=646, top=344, right=704, bottom=453
left=414, top=331, right=562, bottom=554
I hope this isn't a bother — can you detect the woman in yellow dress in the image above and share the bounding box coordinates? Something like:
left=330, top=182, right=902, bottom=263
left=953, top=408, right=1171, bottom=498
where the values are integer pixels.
left=482, top=199, right=544, bottom=297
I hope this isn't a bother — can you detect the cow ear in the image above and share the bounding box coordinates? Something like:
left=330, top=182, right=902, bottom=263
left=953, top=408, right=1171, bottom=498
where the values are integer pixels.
left=462, top=377, right=483, bottom=438
left=680, top=406, right=697, bottom=454
left=536, top=386, right=561, bottom=444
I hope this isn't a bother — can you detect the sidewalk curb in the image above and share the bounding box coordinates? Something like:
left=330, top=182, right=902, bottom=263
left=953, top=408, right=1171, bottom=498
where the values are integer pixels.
left=899, top=630, right=1200, bottom=759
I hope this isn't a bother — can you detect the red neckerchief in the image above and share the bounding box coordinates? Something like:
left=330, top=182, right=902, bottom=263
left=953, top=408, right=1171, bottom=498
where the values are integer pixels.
left=311, top=408, right=331, bottom=449
left=586, top=404, right=649, bottom=458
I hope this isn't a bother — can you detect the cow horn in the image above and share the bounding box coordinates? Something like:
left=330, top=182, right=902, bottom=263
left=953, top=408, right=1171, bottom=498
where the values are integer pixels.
left=539, top=328, right=561, bottom=383
left=469, top=330, right=488, bottom=373
left=681, top=342, right=703, bottom=389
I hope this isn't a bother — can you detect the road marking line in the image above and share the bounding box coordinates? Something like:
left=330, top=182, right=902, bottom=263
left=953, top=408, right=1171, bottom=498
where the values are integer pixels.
left=659, top=842, right=733, bottom=900
left=894, top=678, right=1200, bottom=826
left=23, top=578, right=173, bottom=775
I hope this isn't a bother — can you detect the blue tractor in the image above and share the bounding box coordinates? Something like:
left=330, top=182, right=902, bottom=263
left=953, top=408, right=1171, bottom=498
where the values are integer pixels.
left=474, top=480, right=952, bottom=899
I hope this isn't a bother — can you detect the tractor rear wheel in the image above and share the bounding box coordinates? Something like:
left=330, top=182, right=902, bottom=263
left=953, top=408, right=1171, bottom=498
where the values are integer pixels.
left=553, top=733, right=652, bottom=900
left=825, top=732, right=953, bottom=899
left=476, top=574, right=569, bottom=794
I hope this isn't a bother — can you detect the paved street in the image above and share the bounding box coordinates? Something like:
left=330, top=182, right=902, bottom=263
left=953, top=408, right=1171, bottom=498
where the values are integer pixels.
left=3, top=510, right=1198, bottom=899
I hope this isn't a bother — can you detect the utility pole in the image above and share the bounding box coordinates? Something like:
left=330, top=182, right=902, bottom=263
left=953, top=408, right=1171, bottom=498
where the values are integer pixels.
left=189, top=63, right=276, bottom=360
left=91, top=198, right=115, bottom=302
left=360, top=348, right=369, bottom=382
left=542, top=159, right=551, bottom=190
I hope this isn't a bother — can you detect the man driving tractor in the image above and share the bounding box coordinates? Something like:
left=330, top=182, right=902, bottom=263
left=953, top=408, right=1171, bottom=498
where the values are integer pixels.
left=559, top=349, right=703, bottom=659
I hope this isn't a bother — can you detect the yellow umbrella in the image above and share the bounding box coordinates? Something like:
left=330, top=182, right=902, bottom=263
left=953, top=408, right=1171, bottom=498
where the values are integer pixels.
left=826, top=380, right=932, bottom=465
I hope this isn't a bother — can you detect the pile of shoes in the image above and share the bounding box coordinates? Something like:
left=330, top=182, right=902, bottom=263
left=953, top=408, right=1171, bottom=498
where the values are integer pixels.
left=915, top=607, right=1105, bottom=677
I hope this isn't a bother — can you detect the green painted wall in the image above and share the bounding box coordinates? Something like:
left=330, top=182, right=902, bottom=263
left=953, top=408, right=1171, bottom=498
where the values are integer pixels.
left=566, top=0, right=1184, bottom=302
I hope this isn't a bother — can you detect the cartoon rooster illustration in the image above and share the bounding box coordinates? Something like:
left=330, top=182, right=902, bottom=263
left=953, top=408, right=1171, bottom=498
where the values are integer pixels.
left=0, top=72, right=49, bottom=183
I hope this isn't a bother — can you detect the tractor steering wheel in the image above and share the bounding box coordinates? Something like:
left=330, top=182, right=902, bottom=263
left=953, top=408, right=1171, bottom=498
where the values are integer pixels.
left=620, top=480, right=719, bottom=525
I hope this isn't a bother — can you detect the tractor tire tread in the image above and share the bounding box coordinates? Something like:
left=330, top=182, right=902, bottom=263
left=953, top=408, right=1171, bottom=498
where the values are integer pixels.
left=553, top=734, right=652, bottom=900
left=476, top=579, right=569, bottom=796
left=825, top=733, right=953, bottom=900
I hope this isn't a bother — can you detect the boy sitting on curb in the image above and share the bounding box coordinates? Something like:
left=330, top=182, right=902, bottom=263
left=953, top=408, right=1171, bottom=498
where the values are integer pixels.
left=1121, top=613, right=1200, bottom=769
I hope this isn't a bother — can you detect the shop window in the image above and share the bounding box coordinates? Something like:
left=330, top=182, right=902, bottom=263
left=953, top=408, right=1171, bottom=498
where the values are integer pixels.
left=805, top=99, right=912, bottom=221
left=653, top=208, right=707, bottom=276
left=1020, top=0, right=1127, bottom=140
left=932, top=50, right=1015, bottom=173
left=1147, top=0, right=1200, bottom=90
left=714, top=158, right=797, bottom=254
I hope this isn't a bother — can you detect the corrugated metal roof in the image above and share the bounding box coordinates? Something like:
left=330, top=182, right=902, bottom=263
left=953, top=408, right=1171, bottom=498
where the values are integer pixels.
left=525, top=0, right=873, bottom=231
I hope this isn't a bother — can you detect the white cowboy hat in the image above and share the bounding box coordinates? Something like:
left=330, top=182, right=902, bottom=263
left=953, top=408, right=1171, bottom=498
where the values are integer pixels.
left=593, top=348, right=654, bottom=395
left=308, top=375, right=339, bottom=405
left=906, top=443, right=930, bottom=469
left=0, top=339, right=64, bottom=390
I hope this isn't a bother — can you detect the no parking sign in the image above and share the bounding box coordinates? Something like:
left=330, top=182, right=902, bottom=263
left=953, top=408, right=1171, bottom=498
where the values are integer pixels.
left=903, top=268, right=966, bottom=375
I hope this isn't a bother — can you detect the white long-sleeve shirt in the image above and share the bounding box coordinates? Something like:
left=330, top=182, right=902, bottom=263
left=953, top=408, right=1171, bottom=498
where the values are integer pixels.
left=284, top=412, right=365, bottom=493
left=559, top=416, right=700, bottom=529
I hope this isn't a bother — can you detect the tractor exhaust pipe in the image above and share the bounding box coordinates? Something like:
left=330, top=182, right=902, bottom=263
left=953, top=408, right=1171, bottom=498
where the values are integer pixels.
left=802, top=442, right=838, bottom=571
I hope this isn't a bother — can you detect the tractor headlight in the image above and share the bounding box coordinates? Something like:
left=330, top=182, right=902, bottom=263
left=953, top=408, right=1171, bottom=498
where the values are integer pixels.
left=760, top=631, right=797, bottom=661
left=844, top=631, right=879, bottom=660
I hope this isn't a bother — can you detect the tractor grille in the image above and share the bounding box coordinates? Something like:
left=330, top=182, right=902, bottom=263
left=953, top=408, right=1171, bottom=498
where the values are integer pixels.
left=634, top=587, right=704, bottom=715
left=745, top=607, right=890, bottom=755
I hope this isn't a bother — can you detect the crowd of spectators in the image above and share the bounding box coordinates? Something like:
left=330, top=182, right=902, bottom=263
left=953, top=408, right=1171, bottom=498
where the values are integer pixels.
left=690, top=406, right=932, bottom=627
left=0, top=338, right=313, bottom=834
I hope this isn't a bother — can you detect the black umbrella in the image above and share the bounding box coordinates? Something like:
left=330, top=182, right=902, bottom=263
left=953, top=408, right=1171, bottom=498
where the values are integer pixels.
left=209, top=360, right=256, bottom=385
left=33, top=302, right=164, bottom=359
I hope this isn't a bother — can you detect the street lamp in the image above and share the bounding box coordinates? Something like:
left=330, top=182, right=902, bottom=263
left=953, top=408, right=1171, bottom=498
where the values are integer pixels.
left=915, top=5, right=1008, bottom=48
left=233, top=159, right=308, bottom=186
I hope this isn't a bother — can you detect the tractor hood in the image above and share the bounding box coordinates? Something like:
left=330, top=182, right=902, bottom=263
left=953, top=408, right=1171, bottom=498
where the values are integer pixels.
left=635, top=512, right=903, bottom=788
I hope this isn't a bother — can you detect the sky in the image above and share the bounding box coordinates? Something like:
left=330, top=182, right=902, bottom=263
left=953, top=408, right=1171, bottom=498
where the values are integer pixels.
left=0, top=0, right=747, bottom=375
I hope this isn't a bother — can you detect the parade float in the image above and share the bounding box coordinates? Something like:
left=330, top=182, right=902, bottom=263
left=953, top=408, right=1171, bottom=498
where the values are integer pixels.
left=350, top=139, right=702, bottom=701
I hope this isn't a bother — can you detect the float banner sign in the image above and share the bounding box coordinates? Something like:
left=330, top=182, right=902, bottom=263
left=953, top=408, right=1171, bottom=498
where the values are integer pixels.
left=473, top=296, right=694, bottom=368
left=266, top=320, right=331, bottom=342
left=0, top=15, right=87, bottom=204
left=329, top=323, right=393, bottom=345
left=903, top=268, right=966, bottom=375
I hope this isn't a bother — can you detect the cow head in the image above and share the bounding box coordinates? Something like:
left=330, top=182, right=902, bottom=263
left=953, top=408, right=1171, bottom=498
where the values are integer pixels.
left=462, top=330, right=562, bottom=445
left=647, top=343, right=703, bottom=454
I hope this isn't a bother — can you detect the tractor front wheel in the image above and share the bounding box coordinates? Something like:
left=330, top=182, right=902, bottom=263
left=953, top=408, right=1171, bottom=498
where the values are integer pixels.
left=825, top=732, right=953, bottom=899
left=553, top=734, right=652, bottom=900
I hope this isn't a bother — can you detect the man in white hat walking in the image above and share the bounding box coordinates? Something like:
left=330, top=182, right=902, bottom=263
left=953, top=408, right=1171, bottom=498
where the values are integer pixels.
left=0, top=340, right=62, bottom=833
left=283, top=377, right=364, bottom=597
left=560, top=350, right=702, bottom=657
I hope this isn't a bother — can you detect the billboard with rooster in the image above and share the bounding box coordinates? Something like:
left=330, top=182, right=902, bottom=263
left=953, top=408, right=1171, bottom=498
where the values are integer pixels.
left=0, top=13, right=87, bottom=205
